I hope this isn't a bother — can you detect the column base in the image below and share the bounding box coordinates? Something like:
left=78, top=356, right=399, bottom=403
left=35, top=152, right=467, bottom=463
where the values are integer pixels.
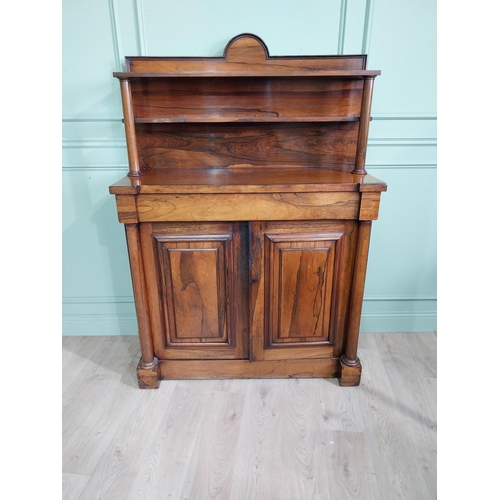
left=137, top=357, right=159, bottom=389
left=339, top=355, right=362, bottom=387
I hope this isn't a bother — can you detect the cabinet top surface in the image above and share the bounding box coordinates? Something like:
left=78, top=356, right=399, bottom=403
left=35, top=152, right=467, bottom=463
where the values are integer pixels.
left=109, top=168, right=387, bottom=195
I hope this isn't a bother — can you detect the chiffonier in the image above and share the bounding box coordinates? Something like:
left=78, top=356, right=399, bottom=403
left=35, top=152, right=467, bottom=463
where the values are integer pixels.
left=109, top=34, right=386, bottom=388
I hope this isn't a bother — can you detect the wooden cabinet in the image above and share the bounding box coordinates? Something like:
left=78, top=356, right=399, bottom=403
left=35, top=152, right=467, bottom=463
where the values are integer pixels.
left=109, top=34, right=386, bottom=388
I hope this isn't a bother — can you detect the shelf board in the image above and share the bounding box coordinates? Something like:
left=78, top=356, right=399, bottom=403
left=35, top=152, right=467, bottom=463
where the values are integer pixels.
left=134, top=116, right=360, bottom=124
left=114, top=70, right=381, bottom=79
left=109, top=167, right=387, bottom=195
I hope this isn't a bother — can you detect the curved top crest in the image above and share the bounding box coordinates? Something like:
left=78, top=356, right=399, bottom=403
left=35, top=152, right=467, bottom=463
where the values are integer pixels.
left=223, top=33, right=270, bottom=62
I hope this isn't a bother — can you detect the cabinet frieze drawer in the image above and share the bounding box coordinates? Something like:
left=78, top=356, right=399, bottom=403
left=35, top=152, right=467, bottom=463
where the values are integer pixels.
left=136, top=193, right=360, bottom=222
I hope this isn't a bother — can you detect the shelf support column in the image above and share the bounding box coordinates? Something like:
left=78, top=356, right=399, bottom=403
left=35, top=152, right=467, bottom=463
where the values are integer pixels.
left=125, top=223, right=158, bottom=388
left=353, top=76, right=375, bottom=175
left=119, top=78, right=142, bottom=177
left=340, top=220, right=372, bottom=386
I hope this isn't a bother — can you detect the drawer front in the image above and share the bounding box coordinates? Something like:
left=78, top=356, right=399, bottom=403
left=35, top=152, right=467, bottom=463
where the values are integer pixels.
left=136, top=192, right=360, bottom=222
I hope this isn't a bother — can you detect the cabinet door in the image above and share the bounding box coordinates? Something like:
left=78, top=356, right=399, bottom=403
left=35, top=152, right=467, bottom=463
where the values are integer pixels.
left=140, top=222, right=248, bottom=360
left=250, top=221, right=358, bottom=361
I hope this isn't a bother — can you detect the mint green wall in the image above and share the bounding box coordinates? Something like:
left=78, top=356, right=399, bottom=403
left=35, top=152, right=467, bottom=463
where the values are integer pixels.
left=62, top=0, right=436, bottom=335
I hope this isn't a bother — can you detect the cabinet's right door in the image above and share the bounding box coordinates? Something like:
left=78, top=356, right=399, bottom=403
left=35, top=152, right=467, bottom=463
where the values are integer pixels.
left=249, top=221, right=358, bottom=361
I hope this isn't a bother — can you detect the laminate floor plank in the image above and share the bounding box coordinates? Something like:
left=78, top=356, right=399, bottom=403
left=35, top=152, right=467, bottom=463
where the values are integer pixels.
left=316, top=377, right=381, bottom=500
left=62, top=334, right=437, bottom=500
left=179, top=388, right=246, bottom=500
left=61, top=472, right=90, bottom=500
left=62, top=338, right=144, bottom=475
left=357, top=333, right=379, bottom=350
left=403, top=332, right=437, bottom=378
left=318, top=378, right=365, bottom=434
left=374, top=334, right=437, bottom=498
left=62, top=336, right=83, bottom=368
left=127, top=380, right=212, bottom=499
left=62, top=336, right=105, bottom=393
left=323, top=429, right=381, bottom=500
left=229, top=379, right=284, bottom=500
left=62, top=336, right=137, bottom=436
left=77, top=383, right=177, bottom=500
left=356, top=345, right=420, bottom=500
left=279, top=379, right=325, bottom=499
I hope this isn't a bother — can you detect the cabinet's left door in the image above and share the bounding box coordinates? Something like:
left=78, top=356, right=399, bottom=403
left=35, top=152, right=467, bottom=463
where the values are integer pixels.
left=139, top=222, right=249, bottom=360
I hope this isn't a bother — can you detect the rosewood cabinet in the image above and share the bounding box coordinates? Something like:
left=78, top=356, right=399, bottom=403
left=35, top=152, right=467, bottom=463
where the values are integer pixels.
left=109, top=34, right=386, bottom=388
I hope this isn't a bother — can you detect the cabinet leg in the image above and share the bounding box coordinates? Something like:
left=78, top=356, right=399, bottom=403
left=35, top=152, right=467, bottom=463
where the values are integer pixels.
left=339, top=355, right=362, bottom=386
left=339, top=220, right=371, bottom=388
left=137, top=357, right=159, bottom=389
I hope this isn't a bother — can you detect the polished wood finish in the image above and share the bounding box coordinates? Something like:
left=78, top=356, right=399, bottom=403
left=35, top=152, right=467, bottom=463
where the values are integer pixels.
left=249, top=221, right=358, bottom=363
left=159, top=358, right=340, bottom=379
left=345, top=221, right=372, bottom=362
left=339, top=220, right=373, bottom=386
left=353, top=77, right=375, bottom=175
left=134, top=122, right=360, bottom=170
left=109, top=34, right=385, bottom=387
left=115, top=195, right=138, bottom=223
left=123, top=33, right=369, bottom=74
left=359, top=191, right=382, bottom=220
left=110, top=169, right=387, bottom=195
left=134, top=192, right=361, bottom=222
left=139, top=222, right=248, bottom=361
left=136, top=357, right=159, bottom=389
left=129, top=78, right=363, bottom=123
left=124, top=224, right=159, bottom=388
left=119, top=80, right=141, bottom=177
left=124, top=224, right=154, bottom=365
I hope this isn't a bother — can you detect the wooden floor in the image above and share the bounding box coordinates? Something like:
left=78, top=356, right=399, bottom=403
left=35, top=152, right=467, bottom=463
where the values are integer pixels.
left=62, top=333, right=436, bottom=500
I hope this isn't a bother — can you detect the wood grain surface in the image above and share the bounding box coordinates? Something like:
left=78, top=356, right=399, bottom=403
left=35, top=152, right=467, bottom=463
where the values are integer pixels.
left=136, top=192, right=360, bottom=222
left=130, top=78, right=363, bottom=123
left=135, top=122, right=360, bottom=170
left=139, top=222, right=248, bottom=360
left=124, top=33, right=367, bottom=74
left=62, top=332, right=436, bottom=500
left=250, top=221, right=358, bottom=362
left=109, top=169, right=388, bottom=196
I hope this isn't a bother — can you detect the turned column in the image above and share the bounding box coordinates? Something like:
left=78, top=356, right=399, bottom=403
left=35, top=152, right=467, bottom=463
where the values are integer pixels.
left=340, top=220, right=372, bottom=386
left=352, top=77, right=375, bottom=175
left=119, top=78, right=141, bottom=177
left=125, top=223, right=159, bottom=388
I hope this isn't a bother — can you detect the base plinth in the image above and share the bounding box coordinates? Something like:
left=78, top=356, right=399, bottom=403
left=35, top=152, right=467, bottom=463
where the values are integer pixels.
left=339, top=356, right=362, bottom=386
left=137, top=357, right=159, bottom=389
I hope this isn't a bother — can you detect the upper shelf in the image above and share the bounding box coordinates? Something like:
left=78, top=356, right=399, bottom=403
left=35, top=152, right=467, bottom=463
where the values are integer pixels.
left=128, top=76, right=366, bottom=124
left=133, top=115, right=361, bottom=124
left=113, top=70, right=381, bottom=79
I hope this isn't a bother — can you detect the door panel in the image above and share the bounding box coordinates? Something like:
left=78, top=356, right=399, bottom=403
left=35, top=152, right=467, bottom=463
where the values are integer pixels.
left=250, top=221, right=358, bottom=361
left=158, top=238, right=228, bottom=343
left=268, top=235, right=335, bottom=344
left=140, top=222, right=248, bottom=359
